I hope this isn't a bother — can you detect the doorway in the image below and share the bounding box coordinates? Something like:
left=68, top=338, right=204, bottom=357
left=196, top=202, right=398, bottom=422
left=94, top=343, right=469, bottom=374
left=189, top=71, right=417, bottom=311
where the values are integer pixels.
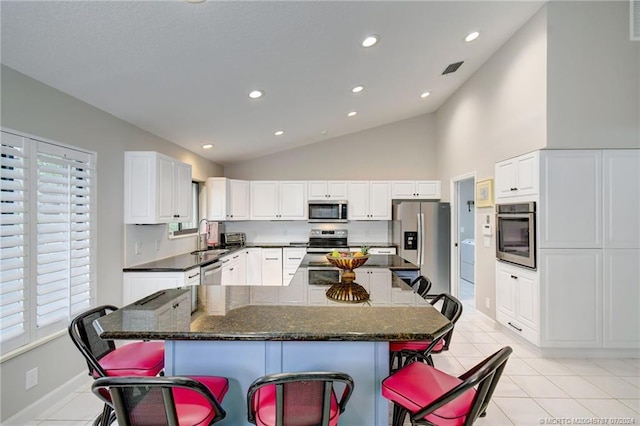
left=451, top=174, right=476, bottom=308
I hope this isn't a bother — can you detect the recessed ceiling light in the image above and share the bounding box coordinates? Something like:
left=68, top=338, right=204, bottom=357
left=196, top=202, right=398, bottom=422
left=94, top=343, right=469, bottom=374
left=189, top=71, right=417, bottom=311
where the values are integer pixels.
left=347, top=111, right=357, bottom=117
left=320, top=130, right=328, bottom=135
left=465, top=31, right=480, bottom=42
left=361, top=35, right=380, bottom=48
left=351, top=85, right=364, bottom=93
left=274, top=130, right=284, bottom=136
left=202, top=144, right=213, bottom=149
left=420, top=91, right=431, bottom=99
left=248, top=90, right=263, bottom=99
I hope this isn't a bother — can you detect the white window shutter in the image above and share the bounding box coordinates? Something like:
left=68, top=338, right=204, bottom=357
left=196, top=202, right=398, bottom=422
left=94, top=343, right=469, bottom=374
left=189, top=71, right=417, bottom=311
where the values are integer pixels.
left=0, top=131, right=29, bottom=351
left=633, top=0, right=640, bottom=40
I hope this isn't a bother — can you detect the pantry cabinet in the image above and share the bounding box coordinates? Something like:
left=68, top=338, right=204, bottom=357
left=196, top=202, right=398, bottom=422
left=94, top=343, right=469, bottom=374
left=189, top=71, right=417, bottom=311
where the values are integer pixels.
left=250, top=181, right=307, bottom=220
left=391, top=181, right=441, bottom=200
left=494, top=151, right=538, bottom=201
left=347, top=181, right=391, bottom=220
left=307, top=181, right=348, bottom=200
left=206, top=177, right=250, bottom=221
left=124, top=151, right=192, bottom=224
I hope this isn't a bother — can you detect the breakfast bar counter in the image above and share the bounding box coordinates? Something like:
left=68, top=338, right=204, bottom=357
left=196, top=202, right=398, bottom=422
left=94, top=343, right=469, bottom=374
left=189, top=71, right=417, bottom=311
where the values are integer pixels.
left=97, top=255, right=450, bottom=425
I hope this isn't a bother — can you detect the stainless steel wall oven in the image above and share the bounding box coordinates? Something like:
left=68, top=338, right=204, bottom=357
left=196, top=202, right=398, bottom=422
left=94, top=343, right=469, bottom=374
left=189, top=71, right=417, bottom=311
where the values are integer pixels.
left=496, top=202, right=536, bottom=269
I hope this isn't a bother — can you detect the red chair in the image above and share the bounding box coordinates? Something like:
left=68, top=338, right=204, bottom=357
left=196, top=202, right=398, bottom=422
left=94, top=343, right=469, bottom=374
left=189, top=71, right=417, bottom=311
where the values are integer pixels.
left=247, top=371, right=354, bottom=426
left=389, top=293, right=463, bottom=372
left=92, top=375, right=228, bottom=425
left=69, top=305, right=165, bottom=425
left=382, top=346, right=512, bottom=426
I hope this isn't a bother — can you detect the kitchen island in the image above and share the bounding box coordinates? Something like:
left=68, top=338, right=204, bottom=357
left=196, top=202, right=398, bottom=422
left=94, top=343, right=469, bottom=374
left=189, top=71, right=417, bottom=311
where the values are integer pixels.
left=98, top=255, right=451, bottom=425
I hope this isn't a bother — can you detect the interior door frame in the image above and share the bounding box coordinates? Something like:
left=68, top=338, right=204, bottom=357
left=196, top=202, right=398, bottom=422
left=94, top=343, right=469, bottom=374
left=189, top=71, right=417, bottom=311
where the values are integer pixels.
left=449, top=172, right=476, bottom=302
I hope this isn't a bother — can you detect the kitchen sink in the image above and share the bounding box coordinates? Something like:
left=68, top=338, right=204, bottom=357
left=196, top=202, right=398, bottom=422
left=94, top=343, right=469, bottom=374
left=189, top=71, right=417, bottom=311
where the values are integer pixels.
left=190, top=249, right=229, bottom=256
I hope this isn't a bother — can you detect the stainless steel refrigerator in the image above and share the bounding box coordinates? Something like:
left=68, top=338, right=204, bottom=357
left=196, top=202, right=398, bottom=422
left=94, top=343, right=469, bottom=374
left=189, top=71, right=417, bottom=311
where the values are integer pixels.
left=392, top=201, right=451, bottom=295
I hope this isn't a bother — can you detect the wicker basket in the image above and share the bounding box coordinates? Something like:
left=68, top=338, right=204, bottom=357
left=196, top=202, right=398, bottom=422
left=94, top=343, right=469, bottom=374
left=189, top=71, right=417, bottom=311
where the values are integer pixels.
left=325, top=254, right=370, bottom=270
left=325, top=282, right=370, bottom=304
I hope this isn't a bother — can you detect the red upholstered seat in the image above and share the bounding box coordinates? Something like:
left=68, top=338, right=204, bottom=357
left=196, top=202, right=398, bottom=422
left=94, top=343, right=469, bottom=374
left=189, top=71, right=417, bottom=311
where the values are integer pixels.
left=252, top=383, right=340, bottom=426
left=127, top=376, right=229, bottom=426
left=389, top=339, right=444, bottom=353
left=94, top=341, right=165, bottom=377
left=382, top=362, right=476, bottom=426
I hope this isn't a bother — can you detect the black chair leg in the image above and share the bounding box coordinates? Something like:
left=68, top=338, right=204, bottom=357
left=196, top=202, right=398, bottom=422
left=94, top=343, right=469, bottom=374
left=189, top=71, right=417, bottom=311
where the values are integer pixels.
left=392, top=404, right=408, bottom=426
left=93, top=404, right=113, bottom=426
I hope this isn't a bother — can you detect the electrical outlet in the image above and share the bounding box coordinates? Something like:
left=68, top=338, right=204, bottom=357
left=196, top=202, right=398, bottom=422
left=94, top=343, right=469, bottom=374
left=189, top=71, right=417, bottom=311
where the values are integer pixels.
left=26, top=367, right=38, bottom=390
left=135, top=242, right=142, bottom=255
left=485, top=297, right=491, bottom=309
left=155, top=240, right=160, bottom=251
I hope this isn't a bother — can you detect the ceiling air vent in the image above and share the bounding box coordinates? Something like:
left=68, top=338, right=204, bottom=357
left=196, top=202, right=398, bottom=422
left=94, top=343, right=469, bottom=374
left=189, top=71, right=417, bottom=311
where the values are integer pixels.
left=442, top=61, right=464, bottom=75
left=632, top=0, right=640, bottom=40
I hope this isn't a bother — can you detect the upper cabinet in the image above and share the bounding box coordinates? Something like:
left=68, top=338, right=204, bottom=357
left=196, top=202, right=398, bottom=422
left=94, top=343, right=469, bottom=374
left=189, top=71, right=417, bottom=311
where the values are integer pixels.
left=391, top=180, right=441, bottom=200
left=307, top=181, right=348, bottom=200
left=124, top=151, right=192, bottom=224
left=250, top=181, right=307, bottom=220
left=347, top=181, right=391, bottom=220
left=495, top=151, right=539, bottom=201
left=207, top=177, right=250, bottom=221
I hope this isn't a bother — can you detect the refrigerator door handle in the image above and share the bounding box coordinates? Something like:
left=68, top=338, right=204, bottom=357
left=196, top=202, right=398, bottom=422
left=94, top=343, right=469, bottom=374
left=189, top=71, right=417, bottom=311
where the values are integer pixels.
left=416, top=212, right=422, bottom=265
left=419, top=213, right=425, bottom=265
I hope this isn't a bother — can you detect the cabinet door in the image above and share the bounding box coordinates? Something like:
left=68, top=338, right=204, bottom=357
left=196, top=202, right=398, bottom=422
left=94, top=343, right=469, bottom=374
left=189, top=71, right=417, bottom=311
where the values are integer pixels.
left=279, top=181, right=307, bottom=220
left=369, top=181, right=391, bottom=220
left=261, top=248, right=283, bottom=286
left=347, top=182, right=370, bottom=220
left=495, top=159, right=517, bottom=199
left=308, top=181, right=328, bottom=200
left=229, top=179, right=250, bottom=220
left=539, top=150, right=602, bottom=248
left=495, top=264, right=517, bottom=320
left=206, top=177, right=227, bottom=221
left=234, top=251, right=247, bottom=285
left=366, top=269, right=392, bottom=306
left=280, top=269, right=306, bottom=303
left=246, top=248, right=262, bottom=285
left=173, top=161, right=192, bottom=221
left=514, top=271, right=538, bottom=331
left=391, top=181, right=416, bottom=199
left=157, top=155, right=175, bottom=222
left=603, top=249, right=640, bottom=348
left=603, top=150, right=640, bottom=248
left=539, top=249, right=602, bottom=348
left=514, top=152, right=539, bottom=197
left=283, top=248, right=306, bottom=269
left=250, top=181, right=279, bottom=220
left=415, top=181, right=441, bottom=199
left=124, top=152, right=156, bottom=224
left=327, top=181, right=347, bottom=199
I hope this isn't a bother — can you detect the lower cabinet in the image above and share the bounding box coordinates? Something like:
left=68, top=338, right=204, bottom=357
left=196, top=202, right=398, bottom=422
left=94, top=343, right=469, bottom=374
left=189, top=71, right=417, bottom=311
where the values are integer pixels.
left=221, top=251, right=247, bottom=286
left=261, top=248, right=283, bottom=286
left=357, top=269, right=392, bottom=306
left=495, top=262, right=539, bottom=345
left=603, top=249, right=640, bottom=348
left=123, top=268, right=200, bottom=306
left=283, top=247, right=306, bottom=285
left=245, top=248, right=263, bottom=285
left=123, top=289, right=191, bottom=331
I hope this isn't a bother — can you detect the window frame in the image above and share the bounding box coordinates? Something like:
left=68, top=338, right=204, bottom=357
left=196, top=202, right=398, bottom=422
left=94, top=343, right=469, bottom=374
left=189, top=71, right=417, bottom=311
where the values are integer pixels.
left=169, top=181, right=199, bottom=238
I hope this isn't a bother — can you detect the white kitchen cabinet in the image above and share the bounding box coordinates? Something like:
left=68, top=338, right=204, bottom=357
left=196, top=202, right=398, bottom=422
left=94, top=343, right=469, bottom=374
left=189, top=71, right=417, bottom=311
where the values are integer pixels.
left=603, top=150, right=640, bottom=249
left=357, top=269, right=392, bottom=306
left=250, top=181, right=307, bottom=220
left=391, top=181, right=441, bottom=200
left=221, top=251, right=246, bottom=286
left=206, top=177, right=250, bottom=221
left=123, top=268, right=199, bottom=305
left=307, top=181, right=348, bottom=200
left=123, top=289, right=191, bottom=332
left=495, top=151, right=539, bottom=201
left=602, top=249, right=640, bottom=348
left=349, top=246, right=397, bottom=255
left=124, top=151, right=192, bottom=224
left=261, top=248, right=283, bottom=286
left=538, top=249, right=602, bottom=348
left=279, top=269, right=307, bottom=305
left=539, top=150, right=602, bottom=249
left=283, top=247, right=306, bottom=285
left=495, top=261, right=539, bottom=345
left=307, top=286, right=329, bottom=305
left=245, top=248, right=262, bottom=285
left=347, top=181, right=391, bottom=220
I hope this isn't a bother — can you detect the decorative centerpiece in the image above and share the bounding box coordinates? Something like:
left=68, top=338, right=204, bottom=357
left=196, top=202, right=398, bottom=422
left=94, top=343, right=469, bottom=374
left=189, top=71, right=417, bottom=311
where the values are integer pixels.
left=324, top=246, right=371, bottom=303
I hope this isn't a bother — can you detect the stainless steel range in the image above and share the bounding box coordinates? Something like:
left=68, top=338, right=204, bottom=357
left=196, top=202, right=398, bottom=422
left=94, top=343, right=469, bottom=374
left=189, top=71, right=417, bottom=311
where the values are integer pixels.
left=306, top=229, right=349, bottom=253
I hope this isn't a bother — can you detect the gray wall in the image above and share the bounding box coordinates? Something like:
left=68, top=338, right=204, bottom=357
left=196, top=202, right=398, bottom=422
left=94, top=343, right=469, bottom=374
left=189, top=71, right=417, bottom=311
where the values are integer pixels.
left=0, top=65, right=223, bottom=420
left=224, top=113, right=438, bottom=180
left=436, top=7, right=548, bottom=318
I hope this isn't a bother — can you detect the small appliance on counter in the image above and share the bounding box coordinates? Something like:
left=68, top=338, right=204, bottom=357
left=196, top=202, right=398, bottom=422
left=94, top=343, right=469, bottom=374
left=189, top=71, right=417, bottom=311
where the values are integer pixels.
left=222, top=232, right=246, bottom=248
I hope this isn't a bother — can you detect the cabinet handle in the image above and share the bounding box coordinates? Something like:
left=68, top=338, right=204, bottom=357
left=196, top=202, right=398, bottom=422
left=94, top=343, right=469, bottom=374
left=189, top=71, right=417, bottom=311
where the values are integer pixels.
left=172, top=303, right=180, bottom=309
left=188, top=272, right=200, bottom=279
left=229, top=267, right=234, bottom=271
left=173, top=214, right=180, bottom=218
left=510, top=275, right=518, bottom=279
left=265, top=257, right=279, bottom=260
left=289, top=257, right=302, bottom=260
left=222, top=259, right=230, bottom=263
left=233, top=255, right=239, bottom=259
left=508, top=322, right=522, bottom=332
left=510, top=187, right=518, bottom=191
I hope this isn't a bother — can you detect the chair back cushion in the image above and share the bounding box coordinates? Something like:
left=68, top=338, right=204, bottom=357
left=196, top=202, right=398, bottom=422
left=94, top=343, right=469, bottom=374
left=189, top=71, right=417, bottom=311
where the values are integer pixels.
left=382, top=362, right=475, bottom=426
left=252, top=381, right=340, bottom=426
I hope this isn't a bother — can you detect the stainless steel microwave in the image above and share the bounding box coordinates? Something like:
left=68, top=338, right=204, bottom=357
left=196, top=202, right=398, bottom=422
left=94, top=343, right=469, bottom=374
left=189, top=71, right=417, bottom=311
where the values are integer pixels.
left=496, top=202, right=536, bottom=269
left=308, top=200, right=348, bottom=223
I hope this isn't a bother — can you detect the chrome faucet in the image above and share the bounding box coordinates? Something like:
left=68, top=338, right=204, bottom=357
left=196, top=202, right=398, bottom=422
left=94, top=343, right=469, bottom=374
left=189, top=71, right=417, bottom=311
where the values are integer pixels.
left=197, top=218, right=210, bottom=252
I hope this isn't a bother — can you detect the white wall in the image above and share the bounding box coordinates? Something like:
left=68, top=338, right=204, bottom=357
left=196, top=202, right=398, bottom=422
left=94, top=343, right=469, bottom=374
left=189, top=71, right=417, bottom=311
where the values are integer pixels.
left=546, top=1, right=640, bottom=149
left=436, top=7, right=548, bottom=318
left=224, top=113, right=438, bottom=180
left=0, top=65, right=223, bottom=420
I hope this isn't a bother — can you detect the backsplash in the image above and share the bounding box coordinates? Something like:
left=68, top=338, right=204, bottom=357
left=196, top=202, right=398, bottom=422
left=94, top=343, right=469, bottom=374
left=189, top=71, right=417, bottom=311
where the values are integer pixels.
left=124, top=224, right=197, bottom=267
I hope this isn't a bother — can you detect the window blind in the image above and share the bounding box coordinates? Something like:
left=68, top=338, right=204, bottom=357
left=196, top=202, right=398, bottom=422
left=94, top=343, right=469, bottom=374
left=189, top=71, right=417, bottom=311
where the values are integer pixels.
left=0, top=131, right=29, bottom=351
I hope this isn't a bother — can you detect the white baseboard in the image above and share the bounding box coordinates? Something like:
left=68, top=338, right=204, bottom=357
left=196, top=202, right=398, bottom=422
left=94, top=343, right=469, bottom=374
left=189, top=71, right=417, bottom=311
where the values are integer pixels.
left=540, top=347, right=640, bottom=359
left=3, top=372, right=90, bottom=425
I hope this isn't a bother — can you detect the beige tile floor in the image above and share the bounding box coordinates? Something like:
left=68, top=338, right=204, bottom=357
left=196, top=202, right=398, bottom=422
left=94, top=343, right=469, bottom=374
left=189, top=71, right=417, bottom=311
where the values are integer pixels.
left=12, top=304, right=640, bottom=426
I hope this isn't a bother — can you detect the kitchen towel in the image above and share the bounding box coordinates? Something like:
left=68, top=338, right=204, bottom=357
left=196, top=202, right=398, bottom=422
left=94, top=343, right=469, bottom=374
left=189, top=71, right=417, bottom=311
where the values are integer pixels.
left=206, top=222, right=219, bottom=246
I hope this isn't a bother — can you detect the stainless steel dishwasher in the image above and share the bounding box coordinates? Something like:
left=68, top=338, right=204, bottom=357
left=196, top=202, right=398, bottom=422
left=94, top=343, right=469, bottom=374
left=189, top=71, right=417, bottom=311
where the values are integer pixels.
left=200, top=260, right=223, bottom=286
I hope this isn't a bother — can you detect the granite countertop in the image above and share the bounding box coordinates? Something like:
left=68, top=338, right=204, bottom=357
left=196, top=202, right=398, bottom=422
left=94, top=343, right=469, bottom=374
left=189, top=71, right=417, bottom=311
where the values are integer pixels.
left=301, top=253, right=418, bottom=270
